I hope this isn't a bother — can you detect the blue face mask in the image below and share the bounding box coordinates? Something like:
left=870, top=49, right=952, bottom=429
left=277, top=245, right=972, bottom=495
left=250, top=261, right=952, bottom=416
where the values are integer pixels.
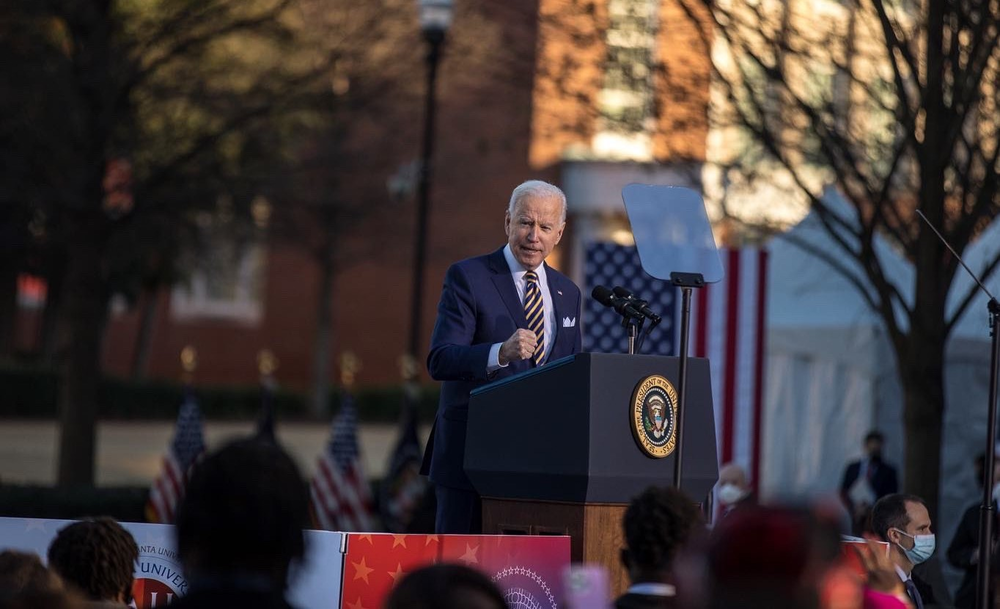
left=893, top=528, right=936, bottom=564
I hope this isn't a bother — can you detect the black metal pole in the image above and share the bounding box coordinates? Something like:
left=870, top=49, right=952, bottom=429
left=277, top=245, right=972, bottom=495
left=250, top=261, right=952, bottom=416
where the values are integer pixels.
left=407, top=33, right=444, bottom=365
left=673, top=286, right=694, bottom=490
left=976, top=298, right=1000, bottom=609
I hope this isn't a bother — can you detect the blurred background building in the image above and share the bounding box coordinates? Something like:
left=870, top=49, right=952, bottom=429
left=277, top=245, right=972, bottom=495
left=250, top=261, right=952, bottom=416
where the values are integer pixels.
left=10, top=0, right=715, bottom=390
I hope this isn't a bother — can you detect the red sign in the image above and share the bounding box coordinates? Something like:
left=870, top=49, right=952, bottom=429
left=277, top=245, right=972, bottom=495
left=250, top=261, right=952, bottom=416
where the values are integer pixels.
left=341, top=534, right=571, bottom=609
left=132, top=578, right=177, bottom=608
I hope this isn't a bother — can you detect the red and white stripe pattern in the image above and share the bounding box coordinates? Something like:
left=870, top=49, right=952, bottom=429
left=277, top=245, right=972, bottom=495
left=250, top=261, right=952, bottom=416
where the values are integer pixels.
left=688, top=248, right=768, bottom=493
left=147, top=455, right=184, bottom=524
left=310, top=395, right=374, bottom=532
left=146, top=393, right=205, bottom=523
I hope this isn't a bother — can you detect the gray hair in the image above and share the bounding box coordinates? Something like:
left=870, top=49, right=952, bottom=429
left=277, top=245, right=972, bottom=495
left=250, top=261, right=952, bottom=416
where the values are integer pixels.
left=508, top=180, right=567, bottom=224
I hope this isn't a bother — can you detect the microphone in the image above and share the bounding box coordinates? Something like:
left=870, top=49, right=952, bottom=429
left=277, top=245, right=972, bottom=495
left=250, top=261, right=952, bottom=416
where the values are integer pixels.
left=612, top=286, right=662, bottom=325
left=592, top=285, right=643, bottom=319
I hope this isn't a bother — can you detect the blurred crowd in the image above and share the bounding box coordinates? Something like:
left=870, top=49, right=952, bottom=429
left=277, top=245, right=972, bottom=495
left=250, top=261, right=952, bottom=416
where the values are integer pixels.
left=2, top=431, right=996, bottom=609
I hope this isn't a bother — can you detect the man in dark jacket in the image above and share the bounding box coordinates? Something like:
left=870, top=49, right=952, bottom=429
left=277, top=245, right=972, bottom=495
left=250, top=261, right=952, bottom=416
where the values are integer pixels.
left=422, top=180, right=582, bottom=534
left=948, top=453, right=999, bottom=609
left=615, top=486, right=702, bottom=609
left=871, top=494, right=938, bottom=609
left=841, top=430, right=899, bottom=535
left=170, top=438, right=310, bottom=609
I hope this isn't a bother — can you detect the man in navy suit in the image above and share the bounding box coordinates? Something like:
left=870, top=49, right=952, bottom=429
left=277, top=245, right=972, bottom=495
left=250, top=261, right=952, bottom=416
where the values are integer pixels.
left=871, top=494, right=940, bottom=609
left=422, top=180, right=583, bottom=534
left=840, top=430, right=899, bottom=534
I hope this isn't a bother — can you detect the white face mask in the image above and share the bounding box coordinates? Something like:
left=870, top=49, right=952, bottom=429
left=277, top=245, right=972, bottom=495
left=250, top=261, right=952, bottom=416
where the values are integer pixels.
left=718, top=483, right=747, bottom=505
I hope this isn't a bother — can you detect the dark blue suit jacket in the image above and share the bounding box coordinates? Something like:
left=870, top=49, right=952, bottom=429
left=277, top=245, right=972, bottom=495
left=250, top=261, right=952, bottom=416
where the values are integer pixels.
left=422, top=247, right=583, bottom=490
left=840, top=459, right=899, bottom=505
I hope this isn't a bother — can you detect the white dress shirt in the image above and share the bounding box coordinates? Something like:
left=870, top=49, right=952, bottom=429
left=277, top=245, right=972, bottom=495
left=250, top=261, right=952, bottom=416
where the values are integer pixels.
left=487, top=244, right=556, bottom=371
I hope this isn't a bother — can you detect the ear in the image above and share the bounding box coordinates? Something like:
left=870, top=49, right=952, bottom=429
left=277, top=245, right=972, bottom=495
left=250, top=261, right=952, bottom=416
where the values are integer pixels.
left=554, top=222, right=565, bottom=245
left=504, top=210, right=511, bottom=236
left=885, top=528, right=901, bottom=546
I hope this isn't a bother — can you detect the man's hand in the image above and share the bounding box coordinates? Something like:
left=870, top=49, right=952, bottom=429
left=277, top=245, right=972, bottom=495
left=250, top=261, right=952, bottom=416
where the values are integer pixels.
left=498, top=329, right=538, bottom=365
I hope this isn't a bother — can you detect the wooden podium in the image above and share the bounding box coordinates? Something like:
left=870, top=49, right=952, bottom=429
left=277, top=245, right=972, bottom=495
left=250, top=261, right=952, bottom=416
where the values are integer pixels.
left=465, top=352, right=718, bottom=597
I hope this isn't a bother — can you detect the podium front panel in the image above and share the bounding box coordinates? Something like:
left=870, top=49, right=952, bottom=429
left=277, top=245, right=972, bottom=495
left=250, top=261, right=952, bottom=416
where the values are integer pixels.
left=588, top=353, right=718, bottom=503
left=466, top=353, right=719, bottom=504
left=465, top=356, right=591, bottom=502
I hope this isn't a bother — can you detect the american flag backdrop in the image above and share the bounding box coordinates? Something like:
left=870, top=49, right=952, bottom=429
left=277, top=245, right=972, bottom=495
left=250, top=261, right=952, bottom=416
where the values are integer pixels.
left=310, top=393, right=375, bottom=531
left=583, top=243, right=769, bottom=492
left=145, top=389, right=206, bottom=523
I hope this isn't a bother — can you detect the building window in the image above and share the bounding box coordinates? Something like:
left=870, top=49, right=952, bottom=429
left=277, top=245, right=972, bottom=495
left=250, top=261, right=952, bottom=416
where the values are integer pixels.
left=594, top=0, right=659, bottom=160
left=170, top=198, right=267, bottom=324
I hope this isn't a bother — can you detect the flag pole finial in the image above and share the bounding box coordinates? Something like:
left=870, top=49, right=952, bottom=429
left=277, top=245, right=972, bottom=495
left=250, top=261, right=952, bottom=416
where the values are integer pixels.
left=257, top=349, right=279, bottom=380
left=399, top=354, right=419, bottom=383
left=340, top=351, right=362, bottom=389
left=180, top=345, right=198, bottom=384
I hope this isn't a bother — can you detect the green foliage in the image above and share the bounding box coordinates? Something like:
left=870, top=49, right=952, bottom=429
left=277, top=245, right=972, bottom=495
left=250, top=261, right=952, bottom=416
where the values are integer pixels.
left=0, top=485, right=149, bottom=522
left=0, top=366, right=439, bottom=422
left=0, top=481, right=392, bottom=523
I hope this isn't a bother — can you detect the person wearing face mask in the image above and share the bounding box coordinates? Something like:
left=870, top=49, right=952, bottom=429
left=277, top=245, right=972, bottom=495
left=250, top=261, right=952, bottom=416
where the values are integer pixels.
left=716, top=462, right=755, bottom=517
left=871, top=494, right=939, bottom=609
left=947, top=453, right=1000, bottom=608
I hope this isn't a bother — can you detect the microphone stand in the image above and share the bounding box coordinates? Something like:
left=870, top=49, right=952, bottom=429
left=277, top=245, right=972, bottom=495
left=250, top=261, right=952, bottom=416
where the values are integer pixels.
left=978, top=298, right=1000, bottom=609
left=624, top=314, right=644, bottom=355
left=670, top=272, right=705, bottom=490
left=915, top=211, right=1000, bottom=609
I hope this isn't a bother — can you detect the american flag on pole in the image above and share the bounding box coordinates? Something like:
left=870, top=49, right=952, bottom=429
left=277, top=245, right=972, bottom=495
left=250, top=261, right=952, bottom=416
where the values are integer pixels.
left=378, top=383, right=428, bottom=533
left=145, top=389, right=206, bottom=523
left=584, top=243, right=768, bottom=492
left=310, top=392, right=375, bottom=531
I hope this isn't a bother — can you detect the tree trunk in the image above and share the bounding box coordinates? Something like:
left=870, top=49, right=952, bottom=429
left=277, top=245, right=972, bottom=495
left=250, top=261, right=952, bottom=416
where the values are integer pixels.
left=898, top=0, right=948, bottom=524
left=40, top=256, right=66, bottom=365
left=130, top=285, right=159, bottom=380
left=898, top=337, right=947, bottom=523
left=56, top=219, right=109, bottom=487
left=311, top=256, right=336, bottom=418
left=0, top=257, right=18, bottom=361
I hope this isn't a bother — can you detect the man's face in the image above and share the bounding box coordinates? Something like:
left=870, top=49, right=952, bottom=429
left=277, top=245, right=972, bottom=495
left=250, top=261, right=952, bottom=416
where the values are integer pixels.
left=504, top=194, right=565, bottom=270
left=866, top=439, right=883, bottom=459
left=890, top=500, right=932, bottom=551
left=718, top=465, right=746, bottom=489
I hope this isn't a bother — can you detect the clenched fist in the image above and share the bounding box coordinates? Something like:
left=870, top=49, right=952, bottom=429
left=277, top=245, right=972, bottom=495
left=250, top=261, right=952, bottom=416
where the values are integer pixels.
left=498, top=329, right=538, bottom=365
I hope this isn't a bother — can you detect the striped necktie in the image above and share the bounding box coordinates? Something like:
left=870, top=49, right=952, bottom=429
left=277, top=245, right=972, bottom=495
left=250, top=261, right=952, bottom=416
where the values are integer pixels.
left=523, top=271, right=545, bottom=366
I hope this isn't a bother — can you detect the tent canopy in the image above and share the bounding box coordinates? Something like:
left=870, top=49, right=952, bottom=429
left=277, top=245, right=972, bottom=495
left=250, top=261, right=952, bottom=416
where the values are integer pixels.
left=762, top=191, right=999, bottom=593
left=767, top=187, right=913, bottom=333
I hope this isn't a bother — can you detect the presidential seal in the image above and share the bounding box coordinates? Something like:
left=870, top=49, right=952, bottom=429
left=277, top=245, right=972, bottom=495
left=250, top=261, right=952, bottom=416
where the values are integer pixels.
left=630, top=375, right=678, bottom=458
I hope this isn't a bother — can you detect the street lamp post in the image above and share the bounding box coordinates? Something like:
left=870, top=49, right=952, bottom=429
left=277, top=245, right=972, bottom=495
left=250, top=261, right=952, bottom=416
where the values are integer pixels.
left=408, top=0, right=453, bottom=372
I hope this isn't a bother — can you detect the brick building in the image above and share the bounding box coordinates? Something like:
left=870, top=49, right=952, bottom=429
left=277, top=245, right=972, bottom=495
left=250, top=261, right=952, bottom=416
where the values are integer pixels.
left=30, top=0, right=712, bottom=391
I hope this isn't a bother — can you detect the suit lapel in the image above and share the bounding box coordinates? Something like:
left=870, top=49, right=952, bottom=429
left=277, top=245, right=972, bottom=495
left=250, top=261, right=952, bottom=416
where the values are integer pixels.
left=489, top=248, right=527, bottom=328
left=546, top=264, right=563, bottom=358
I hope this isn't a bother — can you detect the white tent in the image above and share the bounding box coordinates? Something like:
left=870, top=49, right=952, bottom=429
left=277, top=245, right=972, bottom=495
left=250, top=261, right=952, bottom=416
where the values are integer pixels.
left=940, top=216, right=1000, bottom=555
left=761, top=189, right=1000, bottom=590
left=762, top=188, right=911, bottom=500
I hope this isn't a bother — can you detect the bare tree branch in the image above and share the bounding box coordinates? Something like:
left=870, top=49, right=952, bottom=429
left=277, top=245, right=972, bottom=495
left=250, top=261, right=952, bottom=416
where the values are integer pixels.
left=947, top=250, right=1000, bottom=335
